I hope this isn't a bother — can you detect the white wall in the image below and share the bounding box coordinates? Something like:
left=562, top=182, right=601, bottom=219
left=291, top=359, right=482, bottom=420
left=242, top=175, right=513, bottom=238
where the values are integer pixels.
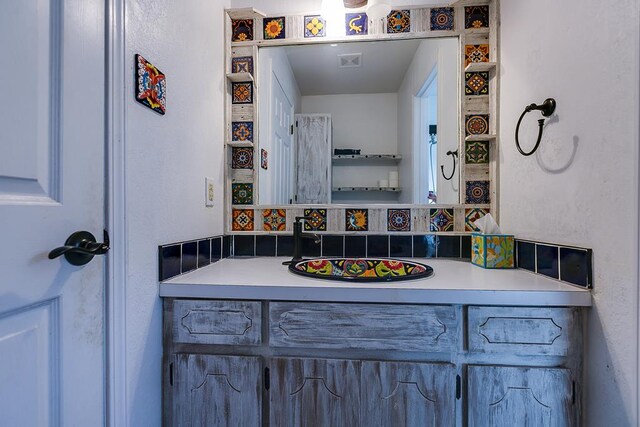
left=500, top=1, right=640, bottom=425
left=230, top=0, right=450, bottom=15
left=124, top=0, right=228, bottom=425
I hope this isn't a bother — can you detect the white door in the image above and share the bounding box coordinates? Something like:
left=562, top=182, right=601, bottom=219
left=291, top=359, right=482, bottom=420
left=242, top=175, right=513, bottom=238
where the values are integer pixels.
left=0, top=1, right=106, bottom=425
left=295, top=114, right=332, bottom=204
left=270, top=73, right=294, bottom=204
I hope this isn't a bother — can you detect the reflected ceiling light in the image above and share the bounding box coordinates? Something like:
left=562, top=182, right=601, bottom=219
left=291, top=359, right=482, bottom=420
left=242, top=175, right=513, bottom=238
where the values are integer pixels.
left=366, top=0, right=391, bottom=20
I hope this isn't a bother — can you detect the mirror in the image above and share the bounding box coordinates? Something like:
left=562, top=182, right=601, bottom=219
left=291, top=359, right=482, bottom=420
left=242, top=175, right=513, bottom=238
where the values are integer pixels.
left=257, top=37, right=459, bottom=205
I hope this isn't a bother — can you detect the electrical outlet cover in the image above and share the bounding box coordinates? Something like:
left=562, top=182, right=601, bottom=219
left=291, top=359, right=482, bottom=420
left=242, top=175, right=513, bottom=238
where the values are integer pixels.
left=205, top=177, right=215, bottom=207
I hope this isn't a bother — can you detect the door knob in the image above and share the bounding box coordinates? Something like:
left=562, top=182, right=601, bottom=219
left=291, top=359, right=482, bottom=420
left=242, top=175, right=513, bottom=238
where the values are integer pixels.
left=48, top=230, right=110, bottom=266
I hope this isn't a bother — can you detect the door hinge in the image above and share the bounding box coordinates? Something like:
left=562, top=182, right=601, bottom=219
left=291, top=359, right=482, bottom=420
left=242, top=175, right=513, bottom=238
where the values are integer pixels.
left=169, top=362, right=174, bottom=386
left=264, top=367, right=270, bottom=390
left=290, top=124, right=294, bottom=135
left=455, top=374, right=461, bottom=400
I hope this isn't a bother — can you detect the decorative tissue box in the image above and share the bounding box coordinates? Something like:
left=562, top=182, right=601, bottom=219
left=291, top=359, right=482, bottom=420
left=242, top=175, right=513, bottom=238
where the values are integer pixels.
left=471, top=233, right=515, bottom=269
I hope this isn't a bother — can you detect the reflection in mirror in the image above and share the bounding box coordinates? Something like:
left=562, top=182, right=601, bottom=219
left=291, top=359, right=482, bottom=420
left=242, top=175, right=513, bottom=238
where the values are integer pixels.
left=257, top=38, right=459, bottom=205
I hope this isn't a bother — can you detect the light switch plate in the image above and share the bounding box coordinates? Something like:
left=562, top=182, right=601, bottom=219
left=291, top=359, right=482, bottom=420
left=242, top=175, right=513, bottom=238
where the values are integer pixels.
left=205, top=177, right=215, bottom=207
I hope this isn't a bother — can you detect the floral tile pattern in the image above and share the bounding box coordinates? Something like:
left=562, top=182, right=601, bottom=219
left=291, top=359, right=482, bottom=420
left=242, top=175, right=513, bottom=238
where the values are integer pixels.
left=231, top=147, right=253, bottom=169
left=466, top=180, right=491, bottom=204
left=465, top=71, right=489, bottom=96
left=466, top=140, right=489, bottom=164
left=345, top=209, right=368, bottom=231
left=304, top=208, right=327, bottom=231
left=263, top=209, right=286, bottom=231
left=263, top=17, right=286, bottom=40
left=231, top=183, right=253, bottom=205
left=430, top=208, right=454, bottom=232
left=465, top=208, right=489, bottom=231
left=232, top=209, right=254, bottom=231
left=261, top=149, right=268, bottom=170
left=345, top=13, right=368, bottom=36
left=465, top=44, right=490, bottom=67
left=387, top=10, right=410, bottom=33
left=135, top=54, right=166, bottom=115
left=304, top=15, right=326, bottom=38
left=430, top=7, right=454, bottom=31
left=231, top=19, right=253, bottom=42
left=232, top=82, right=253, bottom=104
left=465, top=5, right=489, bottom=29
left=232, top=121, right=253, bottom=142
left=388, top=209, right=411, bottom=232
left=465, top=114, right=489, bottom=136
left=231, top=56, right=254, bottom=75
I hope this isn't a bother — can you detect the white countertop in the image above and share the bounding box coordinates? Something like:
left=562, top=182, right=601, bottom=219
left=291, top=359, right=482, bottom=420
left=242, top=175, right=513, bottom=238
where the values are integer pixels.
left=160, top=257, right=591, bottom=307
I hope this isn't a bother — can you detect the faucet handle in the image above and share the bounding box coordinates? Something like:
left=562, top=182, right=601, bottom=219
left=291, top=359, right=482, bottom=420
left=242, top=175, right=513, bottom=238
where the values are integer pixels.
left=295, top=216, right=313, bottom=223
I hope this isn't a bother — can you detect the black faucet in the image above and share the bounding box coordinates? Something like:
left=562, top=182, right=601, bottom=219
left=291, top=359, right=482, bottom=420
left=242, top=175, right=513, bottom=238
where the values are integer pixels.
left=283, top=216, right=320, bottom=265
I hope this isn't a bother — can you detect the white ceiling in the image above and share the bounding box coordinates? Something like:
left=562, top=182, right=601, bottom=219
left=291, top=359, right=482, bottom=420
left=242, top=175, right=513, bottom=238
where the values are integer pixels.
left=282, top=39, right=423, bottom=96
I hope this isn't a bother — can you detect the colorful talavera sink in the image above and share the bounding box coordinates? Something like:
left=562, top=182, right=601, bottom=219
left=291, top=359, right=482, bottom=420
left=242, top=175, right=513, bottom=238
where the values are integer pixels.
left=289, top=258, right=433, bottom=282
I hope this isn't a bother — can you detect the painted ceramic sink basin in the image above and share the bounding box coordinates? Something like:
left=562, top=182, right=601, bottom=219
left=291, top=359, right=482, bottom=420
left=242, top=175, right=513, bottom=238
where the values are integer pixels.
left=289, top=258, right=433, bottom=282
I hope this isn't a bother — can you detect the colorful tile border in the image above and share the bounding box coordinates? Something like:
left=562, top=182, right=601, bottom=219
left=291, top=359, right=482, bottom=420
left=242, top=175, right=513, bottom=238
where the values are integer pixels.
left=304, top=15, right=326, bottom=38
left=261, top=149, right=268, bottom=170
left=430, top=208, right=455, bottom=232
left=304, top=208, right=327, bottom=231
left=232, top=121, right=253, bottom=142
left=232, top=82, right=253, bottom=104
left=465, top=6, right=489, bottom=29
left=466, top=140, right=490, bottom=164
left=465, top=71, right=489, bottom=96
left=134, top=54, right=166, bottom=115
left=231, top=56, right=254, bottom=75
left=465, top=208, right=489, bottom=232
left=430, top=7, right=454, bottom=31
left=387, top=10, right=410, bottom=34
left=345, top=13, right=368, bottom=36
left=345, top=208, right=368, bottom=231
left=231, top=19, right=253, bottom=42
left=158, top=235, right=229, bottom=281
left=466, top=180, right=491, bottom=204
left=231, top=147, right=253, bottom=169
left=231, top=183, right=253, bottom=205
left=387, top=209, right=411, bottom=232
left=465, top=114, right=490, bottom=136
left=232, top=209, right=254, bottom=231
left=264, top=16, right=286, bottom=40
left=465, top=44, right=490, bottom=67
left=263, top=209, right=286, bottom=231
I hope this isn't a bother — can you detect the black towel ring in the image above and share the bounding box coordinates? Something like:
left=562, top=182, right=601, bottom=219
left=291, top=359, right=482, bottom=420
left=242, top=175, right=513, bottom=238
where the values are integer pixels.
left=515, top=98, right=557, bottom=156
left=440, top=150, right=458, bottom=180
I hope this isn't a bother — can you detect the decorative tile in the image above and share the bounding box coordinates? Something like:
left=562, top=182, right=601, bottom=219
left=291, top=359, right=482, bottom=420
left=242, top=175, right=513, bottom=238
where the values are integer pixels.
left=345, top=13, right=368, bottom=36
left=465, top=5, right=489, bottom=29
left=264, top=17, right=286, bottom=40
left=465, top=208, right=489, bottom=231
left=466, top=140, right=489, bottom=164
left=262, top=209, right=286, bottom=231
left=345, top=209, right=368, bottom=231
left=135, top=54, right=166, bottom=115
left=231, top=19, right=253, bottom=42
left=465, top=114, right=489, bottom=136
left=261, top=149, right=268, bottom=170
left=232, top=121, right=253, bottom=142
left=465, top=180, right=491, bottom=204
left=232, top=209, right=254, bottom=231
left=231, top=147, right=253, bottom=169
left=304, top=208, right=327, bottom=231
left=231, top=56, right=254, bottom=75
left=232, top=82, right=253, bottom=104
left=231, top=183, right=253, bottom=205
left=465, top=71, right=489, bottom=96
left=465, top=44, right=490, bottom=67
left=387, top=10, right=410, bottom=34
left=430, top=7, right=454, bottom=31
left=387, top=209, right=411, bottom=232
left=430, top=208, right=454, bottom=232
left=304, top=15, right=326, bottom=38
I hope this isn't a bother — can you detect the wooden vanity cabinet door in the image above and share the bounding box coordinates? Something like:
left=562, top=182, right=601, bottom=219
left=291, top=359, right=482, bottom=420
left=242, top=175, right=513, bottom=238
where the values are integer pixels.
left=361, top=361, right=456, bottom=427
left=468, top=365, right=574, bottom=427
left=269, top=357, right=361, bottom=427
left=172, top=354, right=262, bottom=427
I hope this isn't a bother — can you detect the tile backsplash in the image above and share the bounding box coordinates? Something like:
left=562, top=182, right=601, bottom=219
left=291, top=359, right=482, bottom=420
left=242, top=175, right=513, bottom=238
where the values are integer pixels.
left=159, top=235, right=230, bottom=281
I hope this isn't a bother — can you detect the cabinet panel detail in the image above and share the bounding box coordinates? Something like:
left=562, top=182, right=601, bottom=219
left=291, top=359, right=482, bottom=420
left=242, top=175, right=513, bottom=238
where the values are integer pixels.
left=468, top=307, right=576, bottom=356
left=468, top=365, right=574, bottom=427
left=362, top=361, right=455, bottom=427
left=269, top=302, right=457, bottom=351
left=173, top=300, right=261, bottom=345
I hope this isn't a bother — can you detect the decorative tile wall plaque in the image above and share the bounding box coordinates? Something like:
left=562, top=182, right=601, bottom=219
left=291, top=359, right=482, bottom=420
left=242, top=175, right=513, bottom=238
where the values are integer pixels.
left=304, top=208, right=327, bottom=231
left=345, top=13, right=368, bottom=36
left=231, top=183, right=253, bottom=205
left=465, top=6, right=489, bottom=29
left=232, top=121, right=253, bottom=142
left=135, top=54, right=166, bottom=115
left=232, top=209, right=254, bottom=231
left=465, top=114, right=489, bottom=136
left=465, top=208, right=489, bottom=231
left=388, top=209, right=411, bottom=232
left=304, top=15, right=326, bottom=38
left=465, top=44, right=490, bottom=67
left=232, top=82, right=253, bottom=104
left=430, top=208, right=454, bottom=232
left=264, top=17, right=286, bottom=40
left=263, top=209, right=286, bottom=231
left=465, top=71, right=489, bottom=96
left=466, top=140, right=489, bottom=164
left=231, top=19, right=253, bottom=42
left=231, top=147, right=253, bottom=169
left=260, top=149, right=268, bottom=170
left=466, top=180, right=491, bottom=204
left=345, top=209, right=368, bottom=231
left=231, top=56, right=254, bottom=75
left=387, top=10, right=410, bottom=34
left=430, top=7, right=454, bottom=31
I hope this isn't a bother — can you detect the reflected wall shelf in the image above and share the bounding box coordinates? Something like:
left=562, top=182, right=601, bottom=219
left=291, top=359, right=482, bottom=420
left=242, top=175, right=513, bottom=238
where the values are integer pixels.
left=227, top=141, right=253, bottom=148
left=332, top=154, right=402, bottom=165
left=227, top=7, right=265, bottom=19
left=465, top=134, right=497, bottom=142
left=465, top=62, right=497, bottom=73
left=332, top=187, right=402, bottom=192
left=226, top=72, right=254, bottom=83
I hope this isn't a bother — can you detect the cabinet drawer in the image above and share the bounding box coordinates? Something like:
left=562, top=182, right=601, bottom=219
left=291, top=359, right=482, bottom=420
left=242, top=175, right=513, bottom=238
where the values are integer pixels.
left=269, top=302, right=457, bottom=351
left=172, top=299, right=261, bottom=345
left=467, top=306, right=579, bottom=356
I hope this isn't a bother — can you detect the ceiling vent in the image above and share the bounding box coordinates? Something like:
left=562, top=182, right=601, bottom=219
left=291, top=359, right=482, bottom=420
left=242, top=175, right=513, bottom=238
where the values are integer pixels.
left=337, top=53, right=362, bottom=68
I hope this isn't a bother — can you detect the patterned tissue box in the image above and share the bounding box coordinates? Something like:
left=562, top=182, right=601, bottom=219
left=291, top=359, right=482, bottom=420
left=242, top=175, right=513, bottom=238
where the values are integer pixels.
left=471, top=233, right=515, bottom=269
